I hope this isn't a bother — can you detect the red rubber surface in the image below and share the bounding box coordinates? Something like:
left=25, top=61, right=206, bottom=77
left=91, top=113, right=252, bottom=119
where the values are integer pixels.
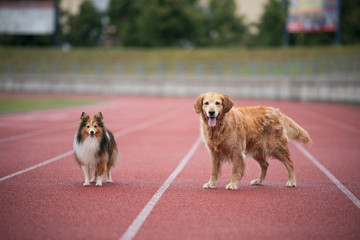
left=1, top=94, right=359, bottom=240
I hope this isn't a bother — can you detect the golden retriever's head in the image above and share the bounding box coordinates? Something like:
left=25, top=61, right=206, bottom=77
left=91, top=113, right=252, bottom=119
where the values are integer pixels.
left=194, top=92, right=234, bottom=127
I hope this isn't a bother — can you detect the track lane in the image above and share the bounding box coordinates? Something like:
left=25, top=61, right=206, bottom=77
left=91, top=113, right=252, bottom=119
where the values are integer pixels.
left=132, top=100, right=360, bottom=240
left=0, top=96, right=200, bottom=240
left=0, top=96, right=189, bottom=178
left=1, top=95, right=359, bottom=240
left=134, top=142, right=360, bottom=240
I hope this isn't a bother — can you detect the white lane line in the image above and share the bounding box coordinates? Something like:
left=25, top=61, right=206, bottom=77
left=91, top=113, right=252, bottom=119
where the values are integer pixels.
left=294, top=142, right=360, bottom=209
left=0, top=151, right=74, bottom=182
left=119, top=136, right=202, bottom=240
left=0, top=108, right=186, bottom=182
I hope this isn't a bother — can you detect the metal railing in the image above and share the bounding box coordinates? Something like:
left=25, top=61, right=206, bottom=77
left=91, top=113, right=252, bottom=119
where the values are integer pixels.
left=2, top=55, right=360, bottom=76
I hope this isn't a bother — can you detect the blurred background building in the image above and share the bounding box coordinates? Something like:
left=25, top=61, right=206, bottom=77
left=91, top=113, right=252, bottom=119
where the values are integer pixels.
left=1, top=0, right=359, bottom=47
left=0, top=0, right=359, bottom=103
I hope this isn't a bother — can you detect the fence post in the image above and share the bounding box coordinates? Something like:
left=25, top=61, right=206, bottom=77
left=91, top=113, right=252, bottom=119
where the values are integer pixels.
left=325, top=59, right=331, bottom=74
left=29, top=63, right=36, bottom=74
left=52, top=63, right=58, bottom=74
left=214, top=63, right=222, bottom=75
left=117, top=64, right=123, bottom=75
left=73, top=64, right=81, bottom=74
left=232, top=62, right=240, bottom=75
left=283, top=61, right=289, bottom=75
left=312, top=58, right=318, bottom=74
left=336, top=57, right=342, bottom=73
left=347, top=56, right=353, bottom=73
left=176, top=63, right=184, bottom=75
left=250, top=62, right=257, bottom=75
left=298, top=59, right=304, bottom=75
left=6, top=62, right=12, bottom=74
left=95, top=64, right=103, bottom=75
left=137, top=63, right=145, bottom=75
left=266, top=62, right=273, bottom=75
left=196, top=63, right=204, bottom=75
left=157, top=63, right=164, bottom=75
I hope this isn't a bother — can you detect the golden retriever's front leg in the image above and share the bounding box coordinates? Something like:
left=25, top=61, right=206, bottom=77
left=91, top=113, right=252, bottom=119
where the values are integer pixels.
left=226, top=151, right=246, bottom=190
left=203, top=152, right=220, bottom=189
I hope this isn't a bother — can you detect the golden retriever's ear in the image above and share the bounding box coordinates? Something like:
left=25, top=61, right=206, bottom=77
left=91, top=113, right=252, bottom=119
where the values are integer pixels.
left=222, top=94, right=234, bottom=113
left=194, top=95, right=203, bottom=114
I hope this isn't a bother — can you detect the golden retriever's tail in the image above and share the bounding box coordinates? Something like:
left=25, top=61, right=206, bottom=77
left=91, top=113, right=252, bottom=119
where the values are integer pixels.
left=282, top=114, right=312, bottom=145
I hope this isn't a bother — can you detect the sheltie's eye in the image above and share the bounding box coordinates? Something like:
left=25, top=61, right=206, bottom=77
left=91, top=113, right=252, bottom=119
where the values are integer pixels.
left=94, top=125, right=97, bottom=128
left=87, top=125, right=90, bottom=128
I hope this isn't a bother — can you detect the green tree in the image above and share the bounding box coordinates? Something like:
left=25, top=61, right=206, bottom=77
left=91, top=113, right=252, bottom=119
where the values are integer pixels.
left=252, top=0, right=287, bottom=47
left=340, top=0, right=360, bottom=44
left=108, top=0, right=202, bottom=47
left=136, top=0, right=201, bottom=47
left=65, top=1, right=103, bottom=46
left=203, top=0, right=247, bottom=46
left=108, top=0, right=140, bottom=45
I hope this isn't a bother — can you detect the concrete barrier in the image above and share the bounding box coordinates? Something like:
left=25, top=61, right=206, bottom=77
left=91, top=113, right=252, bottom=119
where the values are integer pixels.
left=1, top=73, right=359, bottom=103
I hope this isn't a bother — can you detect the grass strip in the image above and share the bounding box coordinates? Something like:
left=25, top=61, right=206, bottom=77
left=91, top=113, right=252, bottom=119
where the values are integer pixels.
left=0, top=97, right=100, bottom=114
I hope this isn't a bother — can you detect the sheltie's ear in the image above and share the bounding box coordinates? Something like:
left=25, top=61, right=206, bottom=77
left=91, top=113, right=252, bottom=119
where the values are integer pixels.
left=94, top=112, right=104, bottom=123
left=80, top=112, right=89, bottom=121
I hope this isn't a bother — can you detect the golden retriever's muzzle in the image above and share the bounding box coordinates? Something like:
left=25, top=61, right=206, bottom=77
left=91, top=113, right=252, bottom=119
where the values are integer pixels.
left=206, top=110, right=220, bottom=127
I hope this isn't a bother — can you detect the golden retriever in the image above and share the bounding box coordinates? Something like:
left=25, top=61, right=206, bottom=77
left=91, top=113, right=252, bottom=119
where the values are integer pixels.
left=194, top=92, right=311, bottom=190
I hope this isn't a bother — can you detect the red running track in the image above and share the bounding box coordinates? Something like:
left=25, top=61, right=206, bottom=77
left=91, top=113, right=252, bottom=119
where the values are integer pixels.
left=0, top=94, right=359, bottom=240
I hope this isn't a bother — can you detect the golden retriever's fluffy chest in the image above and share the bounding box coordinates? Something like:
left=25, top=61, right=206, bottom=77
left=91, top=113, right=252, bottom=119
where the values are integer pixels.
left=201, top=122, right=235, bottom=156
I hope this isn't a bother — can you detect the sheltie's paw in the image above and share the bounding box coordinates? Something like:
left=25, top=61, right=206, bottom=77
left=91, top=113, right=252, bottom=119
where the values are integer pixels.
left=83, top=182, right=90, bottom=187
left=95, top=182, right=103, bottom=187
left=106, top=179, right=113, bottom=183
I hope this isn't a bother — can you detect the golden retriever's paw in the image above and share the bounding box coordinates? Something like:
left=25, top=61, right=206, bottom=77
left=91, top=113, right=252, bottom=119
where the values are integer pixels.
left=250, top=179, right=263, bottom=185
left=83, top=182, right=90, bottom=187
left=226, top=182, right=238, bottom=190
left=286, top=180, right=296, bottom=187
left=203, top=182, right=216, bottom=189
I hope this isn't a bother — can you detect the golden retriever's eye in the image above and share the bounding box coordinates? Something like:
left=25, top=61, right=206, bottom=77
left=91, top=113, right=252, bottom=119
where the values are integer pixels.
left=204, top=102, right=209, bottom=105
left=215, top=101, right=221, bottom=105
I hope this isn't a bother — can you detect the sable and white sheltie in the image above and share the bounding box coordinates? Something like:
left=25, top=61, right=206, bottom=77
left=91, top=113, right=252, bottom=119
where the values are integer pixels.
left=73, top=112, right=119, bottom=187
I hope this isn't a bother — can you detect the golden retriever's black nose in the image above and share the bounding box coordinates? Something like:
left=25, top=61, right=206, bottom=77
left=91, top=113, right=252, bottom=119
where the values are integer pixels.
left=208, top=110, right=216, bottom=116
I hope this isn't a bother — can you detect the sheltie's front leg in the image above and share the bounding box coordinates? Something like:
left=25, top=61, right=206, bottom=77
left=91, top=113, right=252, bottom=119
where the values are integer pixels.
left=82, top=165, right=91, bottom=187
left=95, top=155, right=108, bottom=186
left=90, top=169, right=97, bottom=183
left=106, top=170, right=113, bottom=183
